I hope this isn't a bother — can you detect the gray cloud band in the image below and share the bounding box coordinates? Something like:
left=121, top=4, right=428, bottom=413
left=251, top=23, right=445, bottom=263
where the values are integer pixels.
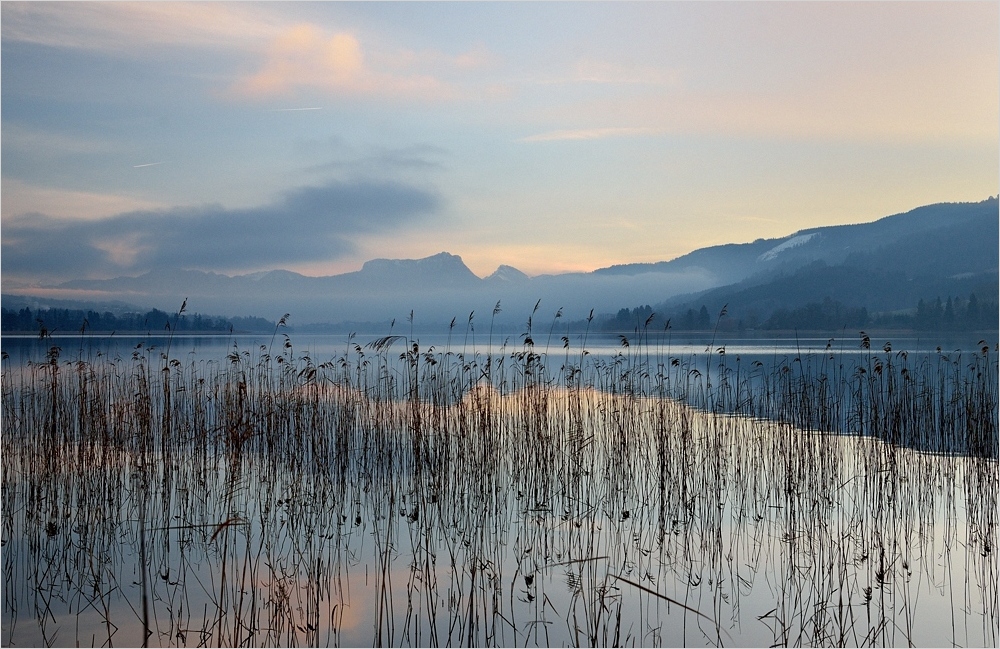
left=2, top=179, right=439, bottom=279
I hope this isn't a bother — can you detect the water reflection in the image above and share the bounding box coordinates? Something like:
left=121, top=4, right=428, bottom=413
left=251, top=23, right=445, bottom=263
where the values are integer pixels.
left=2, top=334, right=996, bottom=647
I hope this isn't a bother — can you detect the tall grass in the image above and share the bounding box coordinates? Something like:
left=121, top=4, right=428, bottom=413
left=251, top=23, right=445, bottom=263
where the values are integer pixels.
left=1, top=319, right=996, bottom=647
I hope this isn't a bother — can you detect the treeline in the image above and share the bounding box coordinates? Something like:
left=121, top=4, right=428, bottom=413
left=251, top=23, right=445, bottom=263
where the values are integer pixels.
left=1, top=307, right=276, bottom=335
left=605, top=304, right=712, bottom=331
left=602, top=292, right=996, bottom=333
left=870, top=294, right=997, bottom=331
left=602, top=303, right=720, bottom=332
left=764, top=299, right=869, bottom=331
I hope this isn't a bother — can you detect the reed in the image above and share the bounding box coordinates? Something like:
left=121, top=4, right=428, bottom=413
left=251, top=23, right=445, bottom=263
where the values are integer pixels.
left=1, top=315, right=996, bottom=647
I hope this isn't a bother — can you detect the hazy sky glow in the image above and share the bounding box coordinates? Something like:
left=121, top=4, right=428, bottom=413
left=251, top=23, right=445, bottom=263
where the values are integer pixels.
left=2, top=1, right=997, bottom=285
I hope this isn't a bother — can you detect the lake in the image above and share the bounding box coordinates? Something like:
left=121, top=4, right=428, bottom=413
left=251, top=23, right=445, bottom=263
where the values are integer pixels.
left=1, top=329, right=991, bottom=365
left=2, top=330, right=997, bottom=647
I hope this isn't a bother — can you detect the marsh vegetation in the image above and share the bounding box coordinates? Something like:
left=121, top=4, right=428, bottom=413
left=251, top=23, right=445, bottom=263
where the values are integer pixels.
left=2, top=312, right=997, bottom=647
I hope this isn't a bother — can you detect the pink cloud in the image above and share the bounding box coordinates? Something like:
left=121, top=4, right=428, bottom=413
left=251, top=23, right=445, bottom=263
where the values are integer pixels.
left=229, top=24, right=456, bottom=101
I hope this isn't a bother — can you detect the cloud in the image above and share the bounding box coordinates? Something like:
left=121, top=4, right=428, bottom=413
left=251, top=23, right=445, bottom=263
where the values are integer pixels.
left=303, top=143, right=450, bottom=175
left=229, top=24, right=455, bottom=101
left=453, top=44, right=493, bottom=70
left=523, top=5, right=997, bottom=147
left=2, top=123, right=123, bottom=157
left=519, top=127, right=659, bottom=143
left=574, top=82, right=998, bottom=144
left=2, top=179, right=440, bottom=281
left=379, top=42, right=496, bottom=73
left=3, top=4, right=499, bottom=103
left=1, top=179, right=165, bottom=221
left=524, top=69, right=997, bottom=146
left=1, top=2, right=281, bottom=54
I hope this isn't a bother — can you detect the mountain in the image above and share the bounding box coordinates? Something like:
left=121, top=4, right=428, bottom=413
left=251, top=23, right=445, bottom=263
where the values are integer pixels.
left=486, top=265, right=530, bottom=284
left=639, top=198, right=999, bottom=331
left=593, top=198, right=997, bottom=287
left=347, top=252, right=482, bottom=290
left=18, top=198, right=997, bottom=328
left=48, top=253, right=714, bottom=325
left=659, top=262, right=997, bottom=329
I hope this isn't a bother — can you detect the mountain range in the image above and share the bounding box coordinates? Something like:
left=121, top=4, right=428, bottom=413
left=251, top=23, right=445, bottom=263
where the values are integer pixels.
left=7, top=197, right=997, bottom=330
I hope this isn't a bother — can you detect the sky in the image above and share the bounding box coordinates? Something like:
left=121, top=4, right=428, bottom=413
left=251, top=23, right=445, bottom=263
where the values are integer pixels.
left=2, top=1, right=997, bottom=287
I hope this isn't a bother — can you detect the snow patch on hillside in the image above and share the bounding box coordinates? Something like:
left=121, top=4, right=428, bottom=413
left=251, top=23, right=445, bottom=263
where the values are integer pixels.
left=757, top=233, right=817, bottom=262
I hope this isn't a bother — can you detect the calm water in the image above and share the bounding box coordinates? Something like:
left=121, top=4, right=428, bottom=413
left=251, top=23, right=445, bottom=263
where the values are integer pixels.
left=2, top=330, right=994, bottom=377
left=2, top=331, right=997, bottom=647
left=5, top=329, right=994, bottom=439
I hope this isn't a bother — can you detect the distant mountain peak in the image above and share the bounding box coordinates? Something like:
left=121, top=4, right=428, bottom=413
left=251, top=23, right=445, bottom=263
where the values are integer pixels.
left=361, top=251, right=465, bottom=271
left=486, top=265, right=529, bottom=283
left=240, top=269, right=305, bottom=281
left=357, top=251, right=480, bottom=288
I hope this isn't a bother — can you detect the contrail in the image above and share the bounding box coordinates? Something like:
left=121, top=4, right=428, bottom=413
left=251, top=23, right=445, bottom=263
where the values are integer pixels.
left=133, top=161, right=166, bottom=168
left=264, top=107, right=323, bottom=112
